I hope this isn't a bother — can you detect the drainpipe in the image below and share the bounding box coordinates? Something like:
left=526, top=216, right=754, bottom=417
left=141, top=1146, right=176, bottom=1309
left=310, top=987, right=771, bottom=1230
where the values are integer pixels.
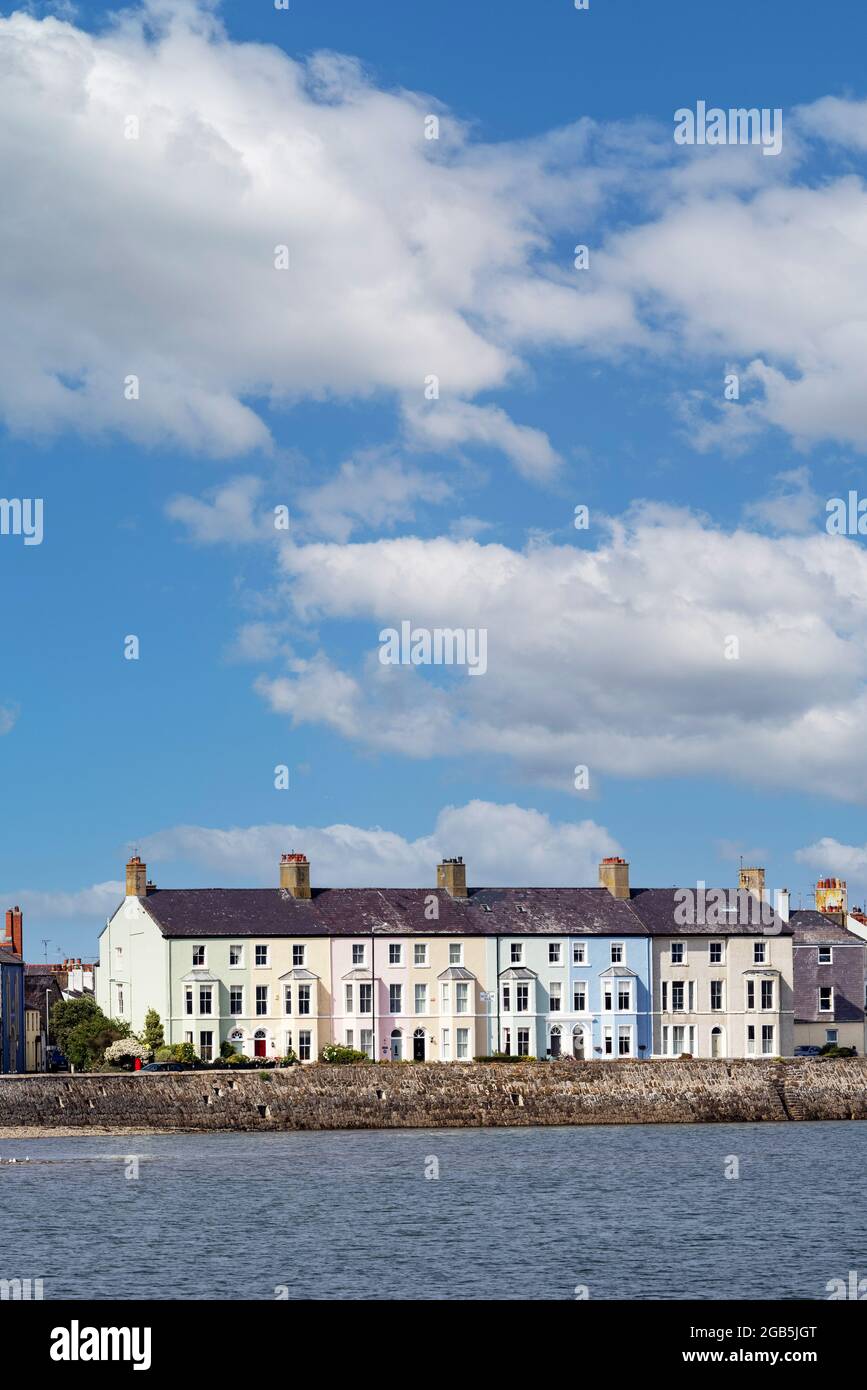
left=370, top=928, right=376, bottom=1061
left=496, top=936, right=501, bottom=1052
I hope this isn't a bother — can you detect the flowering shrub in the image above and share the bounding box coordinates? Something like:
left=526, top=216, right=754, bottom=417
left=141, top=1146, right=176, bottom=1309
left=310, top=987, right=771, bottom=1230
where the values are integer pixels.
left=320, top=1044, right=369, bottom=1064
left=103, top=1038, right=151, bottom=1066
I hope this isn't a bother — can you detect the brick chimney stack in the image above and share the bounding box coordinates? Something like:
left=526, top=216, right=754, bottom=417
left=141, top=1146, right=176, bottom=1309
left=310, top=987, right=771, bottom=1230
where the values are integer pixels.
left=816, top=877, right=847, bottom=915
left=2, top=906, right=23, bottom=957
left=599, top=857, right=630, bottom=899
left=125, top=856, right=148, bottom=897
left=280, top=853, right=311, bottom=900
left=437, top=857, right=467, bottom=898
left=738, top=866, right=766, bottom=897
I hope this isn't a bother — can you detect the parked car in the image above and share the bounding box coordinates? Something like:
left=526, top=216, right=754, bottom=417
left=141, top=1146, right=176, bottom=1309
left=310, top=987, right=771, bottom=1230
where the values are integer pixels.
left=45, top=1046, right=68, bottom=1072
left=793, top=1045, right=823, bottom=1057
left=139, top=1061, right=193, bottom=1072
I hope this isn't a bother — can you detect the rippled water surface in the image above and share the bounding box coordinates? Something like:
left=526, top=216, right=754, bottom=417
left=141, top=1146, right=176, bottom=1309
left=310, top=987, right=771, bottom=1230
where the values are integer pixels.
left=1, top=1122, right=865, bottom=1299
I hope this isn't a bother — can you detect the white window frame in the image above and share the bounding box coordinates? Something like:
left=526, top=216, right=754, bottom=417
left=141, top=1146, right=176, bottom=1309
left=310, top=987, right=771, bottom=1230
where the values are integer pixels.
left=389, top=943, right=404, bottom=967
left=549, top=942, right=563, bottom=965
left=818, top=946, right=832, bottom=965
left=670, top=941, right=686, bottom=965
left=192, top=945, right=206, bottom=967
left=254, top=944, right=269, bottom=968
left=819, top=985, right=834, bottom=1013
left=448, top=942, right=463, bottom=966
left=229, top=944, right=244, bottom=968
left=572, top=942, right=587, bottom=965
left=610, top=942, right=624, bottom=965
left=510, top=943, right=524, bottom=965
left=414, top=943, right=428, bottom=967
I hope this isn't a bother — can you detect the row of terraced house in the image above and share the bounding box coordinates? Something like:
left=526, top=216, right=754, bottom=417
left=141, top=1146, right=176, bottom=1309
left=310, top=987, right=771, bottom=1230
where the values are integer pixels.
left=88, top=853, right=867, bottom=1065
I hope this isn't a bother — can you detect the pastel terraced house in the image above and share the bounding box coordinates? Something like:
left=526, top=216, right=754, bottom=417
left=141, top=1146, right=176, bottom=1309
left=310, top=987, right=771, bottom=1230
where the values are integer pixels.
left=96, top=851, right=803, bottom=1062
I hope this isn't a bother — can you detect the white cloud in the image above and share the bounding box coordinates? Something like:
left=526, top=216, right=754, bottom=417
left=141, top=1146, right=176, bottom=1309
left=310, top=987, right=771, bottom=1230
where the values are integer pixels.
left=0, top=706, right=18, bottom=736
left=297, top=452, right=452, bottom=543
left=0, top=2, right=624, bottom=475
left=795, top=838, right=867, bottom=876
left=138, top=800, right=621, bottom=887
left=742, top=466, right=820, bottom=534
left=251, top=508, right=867, bottom=798
left=6, top=881, right=124, bottom=925
left=166, top=475, right=265, bottom=544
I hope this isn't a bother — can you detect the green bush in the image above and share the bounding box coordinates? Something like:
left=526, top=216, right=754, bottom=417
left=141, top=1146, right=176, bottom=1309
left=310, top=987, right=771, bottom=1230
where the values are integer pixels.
left=473, top=1053, right=535, bottom=1063
left=320, top=1044, right=369, bottom=1064
left=820, top=1044, right=857, bottom=1058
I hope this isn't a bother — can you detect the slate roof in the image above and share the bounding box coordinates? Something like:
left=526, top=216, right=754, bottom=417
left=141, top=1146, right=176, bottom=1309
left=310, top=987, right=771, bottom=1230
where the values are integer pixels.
left=790, top=910, right=867, bottom=945
left=0, top=947, right=23, bottom=967
left=139, top=886, right=646, bottom=939
left=25, top=972, right=62, bottom=1011
left=134, top=883, right=795, bottom=940
left=626, top=888, right=793, bottom=937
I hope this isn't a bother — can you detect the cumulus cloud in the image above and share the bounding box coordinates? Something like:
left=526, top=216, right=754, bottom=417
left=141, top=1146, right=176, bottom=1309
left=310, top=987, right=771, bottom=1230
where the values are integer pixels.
left=249, top=507, right=867, bottom=797
left=138, top=800, right=622, bottom=886
left=0, top=1, right=634, bottom=474
left=166, top=475, right=265, bottom=544
left=742, top=466, right=821, bottom=534
left=4, top=881, right=124, bottom=926
left=14, top=3, right=867, bottom=478
left=795, top=838, right=867, bottom=876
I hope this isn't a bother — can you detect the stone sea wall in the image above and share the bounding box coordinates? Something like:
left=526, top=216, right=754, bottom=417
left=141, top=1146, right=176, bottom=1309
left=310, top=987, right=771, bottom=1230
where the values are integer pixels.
left=1, top=1058, right=866, bottom=1131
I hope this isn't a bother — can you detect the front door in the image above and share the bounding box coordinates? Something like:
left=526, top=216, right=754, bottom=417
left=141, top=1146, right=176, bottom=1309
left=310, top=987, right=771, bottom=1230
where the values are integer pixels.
left=391, top=1031, right=402, bottom=1060
left=413, top=1031, right=425, bottom=1061
left=254, top=1036, right=266, bottom=1057
left=573, top=1026, right=585, bottom=1060
left=550, top=1029, right=561, bottom=1058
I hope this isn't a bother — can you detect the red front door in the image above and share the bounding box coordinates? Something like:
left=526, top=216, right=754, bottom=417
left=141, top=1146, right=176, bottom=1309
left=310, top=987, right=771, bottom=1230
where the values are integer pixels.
left=254, top=1038, right=266, bottom=1057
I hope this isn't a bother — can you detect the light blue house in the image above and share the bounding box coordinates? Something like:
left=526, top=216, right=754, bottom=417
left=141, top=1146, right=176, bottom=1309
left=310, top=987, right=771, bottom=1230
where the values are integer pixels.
left=476, top=880, right=653, bottom=1059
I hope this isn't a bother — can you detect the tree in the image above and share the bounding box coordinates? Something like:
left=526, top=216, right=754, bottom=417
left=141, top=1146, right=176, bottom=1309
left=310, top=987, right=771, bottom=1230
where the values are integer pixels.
left=51, top=997, right=128, bottom=1071
left=141, top=1009, right=164, bottom=1053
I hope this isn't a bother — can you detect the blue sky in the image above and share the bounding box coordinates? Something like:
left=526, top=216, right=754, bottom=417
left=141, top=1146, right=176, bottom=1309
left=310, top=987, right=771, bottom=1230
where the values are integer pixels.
left=3, top=0, right=867, bottom=957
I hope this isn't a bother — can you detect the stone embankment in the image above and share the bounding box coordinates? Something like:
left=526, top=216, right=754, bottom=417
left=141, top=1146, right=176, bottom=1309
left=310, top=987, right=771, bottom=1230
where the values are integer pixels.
left=0, top=1059, right=866, bottom=1132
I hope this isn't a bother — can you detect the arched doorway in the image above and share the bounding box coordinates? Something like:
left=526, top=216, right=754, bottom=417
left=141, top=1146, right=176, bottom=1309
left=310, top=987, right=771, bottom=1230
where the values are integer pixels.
left=391, top=1029, right=403, bottom=1060
left=572, top=1024, right=587, bottom=1060
left=413, top=1028, right=426, bottom=1061
left=229, top=1028, right=245, bottom=1056
left=253, top=1028, right=268, bottom=1058
left=711, top=1026, right=725, bottom=1058
left=550, top=1025, right=562, bottom=1058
